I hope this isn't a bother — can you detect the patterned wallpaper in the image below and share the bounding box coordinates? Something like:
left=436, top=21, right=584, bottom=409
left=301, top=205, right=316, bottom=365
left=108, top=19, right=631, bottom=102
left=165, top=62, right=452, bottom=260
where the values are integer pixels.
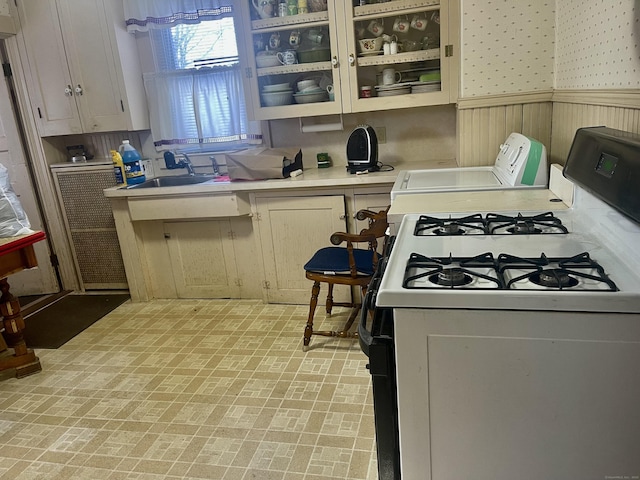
left=460, top=0, right=555, bottom=97
left=555, top=0, right=640, bottom=89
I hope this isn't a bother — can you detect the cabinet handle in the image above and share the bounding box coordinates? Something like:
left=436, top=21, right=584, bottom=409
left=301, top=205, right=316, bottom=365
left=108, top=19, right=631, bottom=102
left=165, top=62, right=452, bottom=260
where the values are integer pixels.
left=74, top=84, right=83, bottom=96
left=348, top=54, right=355, bottom=66
left=64, top=85, right=73, bottom=96
left=331, top=56, right=339, bottom=68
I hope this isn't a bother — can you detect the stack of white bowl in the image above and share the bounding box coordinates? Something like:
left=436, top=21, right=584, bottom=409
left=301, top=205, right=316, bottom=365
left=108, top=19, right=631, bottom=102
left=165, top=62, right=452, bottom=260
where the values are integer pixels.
left=261, top=83, right=293, bottom=107
left=293, top=79, right=329, bottom=104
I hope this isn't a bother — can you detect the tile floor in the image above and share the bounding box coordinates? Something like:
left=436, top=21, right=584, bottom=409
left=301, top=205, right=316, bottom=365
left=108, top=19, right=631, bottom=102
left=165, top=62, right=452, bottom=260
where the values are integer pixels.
left=0, top=299, right=377, bottom=479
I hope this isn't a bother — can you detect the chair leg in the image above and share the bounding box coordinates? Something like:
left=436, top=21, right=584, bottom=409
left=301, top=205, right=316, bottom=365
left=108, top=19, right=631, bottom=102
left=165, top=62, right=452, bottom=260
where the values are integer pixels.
left=325, top=283, right=334, bottom=315
left=304, top=281, right=321, bottom=347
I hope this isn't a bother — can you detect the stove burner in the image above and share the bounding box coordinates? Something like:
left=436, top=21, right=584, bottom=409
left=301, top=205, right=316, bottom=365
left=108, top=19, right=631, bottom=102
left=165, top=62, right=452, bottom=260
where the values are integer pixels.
left=486, top=212, right=568, bottom=235
left=403, top=252, right=503, bottom=289
left=429, top=268, right=473, bottom=287
left=437, top=223, right=463, bottom=236
left=509, top=219, right=541, bottom=235
left=414, top=214, right=488, bottom=236
left=531, top=269, right=579, bottom=288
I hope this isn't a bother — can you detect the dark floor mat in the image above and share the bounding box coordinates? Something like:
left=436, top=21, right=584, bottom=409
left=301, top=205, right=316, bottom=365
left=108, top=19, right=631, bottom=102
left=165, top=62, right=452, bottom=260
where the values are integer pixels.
left=22, top=294, right=130, bottom=349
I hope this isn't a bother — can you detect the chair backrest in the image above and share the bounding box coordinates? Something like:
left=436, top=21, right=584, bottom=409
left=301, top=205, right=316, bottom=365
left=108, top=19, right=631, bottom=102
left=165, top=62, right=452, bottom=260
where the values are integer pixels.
left=356, top=207, right=389, bottom=252
left=328, top=206, right=390, bottom=277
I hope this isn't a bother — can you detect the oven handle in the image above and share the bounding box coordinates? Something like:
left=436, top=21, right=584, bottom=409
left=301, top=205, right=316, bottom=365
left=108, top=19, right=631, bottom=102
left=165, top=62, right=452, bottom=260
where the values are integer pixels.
left=358, top=286, right=375, bottom=354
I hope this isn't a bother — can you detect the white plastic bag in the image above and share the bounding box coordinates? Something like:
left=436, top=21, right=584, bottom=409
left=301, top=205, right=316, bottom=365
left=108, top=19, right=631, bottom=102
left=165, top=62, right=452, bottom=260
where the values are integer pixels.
left=0, top=163, right=33, bottom=237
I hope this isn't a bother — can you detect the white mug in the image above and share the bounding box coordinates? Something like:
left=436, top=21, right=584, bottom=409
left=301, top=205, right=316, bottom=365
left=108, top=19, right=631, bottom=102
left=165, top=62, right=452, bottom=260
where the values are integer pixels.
left=382, top=68, right=402, bottom=85
left=277, top=49, right=298, bottom=65
left=410, top=14, right=427, bottom=31
left=367, top=19, right=384, bottom=37
left=392, top=16, right=410, bottom=33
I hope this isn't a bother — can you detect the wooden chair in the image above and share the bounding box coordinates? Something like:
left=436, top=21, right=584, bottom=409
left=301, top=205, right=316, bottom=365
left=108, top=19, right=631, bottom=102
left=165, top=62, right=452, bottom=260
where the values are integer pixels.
left=303, top=207, right=389, bottom=349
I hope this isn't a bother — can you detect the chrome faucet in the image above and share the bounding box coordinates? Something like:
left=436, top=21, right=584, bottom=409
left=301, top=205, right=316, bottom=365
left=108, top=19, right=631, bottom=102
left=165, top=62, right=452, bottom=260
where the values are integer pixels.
left=178, top=153, right=196, bottom=176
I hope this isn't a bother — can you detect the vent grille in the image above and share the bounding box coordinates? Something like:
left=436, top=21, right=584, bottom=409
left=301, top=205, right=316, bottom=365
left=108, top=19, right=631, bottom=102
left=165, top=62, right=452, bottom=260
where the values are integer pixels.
left=54, top=167, right=127, bottom=289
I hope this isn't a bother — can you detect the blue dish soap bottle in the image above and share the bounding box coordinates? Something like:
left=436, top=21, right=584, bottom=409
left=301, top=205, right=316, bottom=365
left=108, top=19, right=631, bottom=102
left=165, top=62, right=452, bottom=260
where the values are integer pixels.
left=118, top=140, right=146, bottom=185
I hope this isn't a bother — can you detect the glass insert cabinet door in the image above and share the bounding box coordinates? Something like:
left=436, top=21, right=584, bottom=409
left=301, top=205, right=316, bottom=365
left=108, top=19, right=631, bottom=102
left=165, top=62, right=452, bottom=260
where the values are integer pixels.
left=238, top=0, right=456, bottom=120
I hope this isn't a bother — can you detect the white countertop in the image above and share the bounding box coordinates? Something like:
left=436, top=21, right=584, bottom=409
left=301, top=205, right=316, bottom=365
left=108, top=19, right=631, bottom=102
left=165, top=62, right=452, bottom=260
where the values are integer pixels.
left=103, top=159, right=456, bottom=198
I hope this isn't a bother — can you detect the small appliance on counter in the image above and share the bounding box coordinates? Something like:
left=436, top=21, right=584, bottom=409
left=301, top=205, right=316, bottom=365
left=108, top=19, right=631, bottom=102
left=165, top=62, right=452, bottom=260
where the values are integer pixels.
left=66, top=144, right=93, bottom=163
left=391, top=132, right=548, bottom=199
left=346, top=125, right=379, bottom=174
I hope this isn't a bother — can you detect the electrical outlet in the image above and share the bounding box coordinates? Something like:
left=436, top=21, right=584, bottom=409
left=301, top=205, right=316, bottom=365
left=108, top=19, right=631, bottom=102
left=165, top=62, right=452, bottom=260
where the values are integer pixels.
left=376, top=126, right=387, bottom=144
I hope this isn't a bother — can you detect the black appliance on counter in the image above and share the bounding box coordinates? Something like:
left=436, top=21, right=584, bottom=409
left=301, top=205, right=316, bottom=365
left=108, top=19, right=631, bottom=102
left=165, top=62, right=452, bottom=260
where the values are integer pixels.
left=346, top=125, right=379, bottom=174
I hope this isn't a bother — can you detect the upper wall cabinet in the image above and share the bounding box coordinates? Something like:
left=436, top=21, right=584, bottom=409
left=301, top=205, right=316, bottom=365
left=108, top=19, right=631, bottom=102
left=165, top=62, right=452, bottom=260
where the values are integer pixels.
left=16, top=0, right=149, bottom=137
left=0, top=0, right=16, bottom=38
left=238, top=0, right=458, bottom=121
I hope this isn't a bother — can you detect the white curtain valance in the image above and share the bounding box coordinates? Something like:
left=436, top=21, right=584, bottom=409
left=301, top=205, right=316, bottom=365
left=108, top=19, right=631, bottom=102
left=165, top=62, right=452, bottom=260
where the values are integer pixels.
left=124, top=0, right=233, bottom=33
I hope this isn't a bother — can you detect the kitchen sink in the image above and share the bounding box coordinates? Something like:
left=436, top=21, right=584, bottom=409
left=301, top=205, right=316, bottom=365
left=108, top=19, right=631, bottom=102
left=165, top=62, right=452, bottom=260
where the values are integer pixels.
left=123, top=175, right=217, bottom=189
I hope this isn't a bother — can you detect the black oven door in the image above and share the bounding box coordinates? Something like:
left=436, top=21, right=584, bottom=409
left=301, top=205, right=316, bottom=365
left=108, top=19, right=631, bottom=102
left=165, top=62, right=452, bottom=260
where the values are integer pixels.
left=359, top=247, right=401, bottom=480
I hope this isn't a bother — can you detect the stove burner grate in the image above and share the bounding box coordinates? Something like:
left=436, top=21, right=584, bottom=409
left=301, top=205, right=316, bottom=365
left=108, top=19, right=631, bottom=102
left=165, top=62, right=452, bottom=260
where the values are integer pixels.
left=404, top=252, right=503, bottom=289
left=497, top=252, right=619, bottom=291
left=486, top=212, right=569, bottom=235
left=414, top=214, right=488, bottom=236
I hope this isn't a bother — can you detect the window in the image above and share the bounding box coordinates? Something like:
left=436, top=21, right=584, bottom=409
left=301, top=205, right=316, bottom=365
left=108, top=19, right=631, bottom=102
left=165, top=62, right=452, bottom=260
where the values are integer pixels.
left=151, top=17, right=238, bottom=71
left=143, top=15, right=261, bottom=150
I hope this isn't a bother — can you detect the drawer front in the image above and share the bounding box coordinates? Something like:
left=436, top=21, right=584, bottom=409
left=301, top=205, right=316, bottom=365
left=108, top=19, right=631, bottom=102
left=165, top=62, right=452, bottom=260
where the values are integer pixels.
left=128, top=194, right=250, bottom=221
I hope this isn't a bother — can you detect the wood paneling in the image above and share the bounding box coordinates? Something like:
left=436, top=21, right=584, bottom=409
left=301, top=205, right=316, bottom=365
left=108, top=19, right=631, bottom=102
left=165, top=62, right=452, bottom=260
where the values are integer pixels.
left=457, top=102, right=552, bottom=167
left=551, top=101, right=640, bottom=166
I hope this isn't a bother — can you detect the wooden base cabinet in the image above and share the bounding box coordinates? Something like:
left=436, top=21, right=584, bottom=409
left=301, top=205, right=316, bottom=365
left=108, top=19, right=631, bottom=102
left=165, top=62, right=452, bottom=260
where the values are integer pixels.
left=253, top=195, right=347, bottom=304
left=164, top=221, right=240, bottom=299
left=140, top=218, right=260, bottom=300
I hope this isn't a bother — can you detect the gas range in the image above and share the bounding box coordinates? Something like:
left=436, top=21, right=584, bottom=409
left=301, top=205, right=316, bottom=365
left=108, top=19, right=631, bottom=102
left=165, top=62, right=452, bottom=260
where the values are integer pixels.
left=361, top=127, right=640, bottom=480
left=378, top=200, right=640, bottom=312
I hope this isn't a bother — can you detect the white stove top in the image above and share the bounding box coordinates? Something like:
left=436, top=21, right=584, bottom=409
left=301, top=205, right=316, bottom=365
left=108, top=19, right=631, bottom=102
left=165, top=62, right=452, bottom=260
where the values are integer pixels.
left=377, top=189, right=640, bottom=313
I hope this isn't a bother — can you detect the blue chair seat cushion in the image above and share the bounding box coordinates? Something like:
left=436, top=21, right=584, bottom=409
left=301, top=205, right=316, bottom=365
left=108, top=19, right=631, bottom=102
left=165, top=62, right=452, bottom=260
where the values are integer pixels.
left=304, top=247, right=375, bottom=276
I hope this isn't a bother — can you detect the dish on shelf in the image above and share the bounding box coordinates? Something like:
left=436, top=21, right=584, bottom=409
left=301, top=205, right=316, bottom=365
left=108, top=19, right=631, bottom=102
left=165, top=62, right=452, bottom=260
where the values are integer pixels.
left=293, top=91, right=329, bottom=103
left=375, top=83, right=413, bottom=91
left=255, top=51, right=280, bottom=68
left=297, top=48, right=331, bottom=63
left=377, top=87, right=411, bottom=97
left=263, top=83, right=291, bottom=92
left=411, top=82, right=441, bottom=93
left=359, top=50, right=383, bottom=57
left=262, top=90, right=294, bottom=106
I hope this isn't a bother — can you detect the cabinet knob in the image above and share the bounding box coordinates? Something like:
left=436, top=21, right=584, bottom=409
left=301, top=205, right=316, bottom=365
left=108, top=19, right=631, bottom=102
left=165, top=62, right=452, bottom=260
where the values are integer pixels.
left=74, top=85, right=83, bottom=96
left=339, top=214, right=346, bottom=220
left=64, top=85, right=73, bottom=96
left=331, top=56, right=339, bottom=68
left=348, top=54, right=355, bottom=66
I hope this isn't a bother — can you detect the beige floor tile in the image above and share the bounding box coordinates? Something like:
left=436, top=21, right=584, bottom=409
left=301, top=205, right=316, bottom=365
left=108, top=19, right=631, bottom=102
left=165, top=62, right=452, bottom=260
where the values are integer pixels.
left=0, top=299, right=378, bottom=479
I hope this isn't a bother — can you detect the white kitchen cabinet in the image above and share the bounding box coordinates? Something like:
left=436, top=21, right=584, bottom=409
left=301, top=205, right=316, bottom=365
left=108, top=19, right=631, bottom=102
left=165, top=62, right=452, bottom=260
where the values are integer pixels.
left=16, top=0, right=148, bottom=137
left=253, top=194, right=347, bottom=304
left=139, top=217, right=258, bottom=300
left=164, top=220, right=241, bottom=299
left=238, top=0, right=457, bottom=120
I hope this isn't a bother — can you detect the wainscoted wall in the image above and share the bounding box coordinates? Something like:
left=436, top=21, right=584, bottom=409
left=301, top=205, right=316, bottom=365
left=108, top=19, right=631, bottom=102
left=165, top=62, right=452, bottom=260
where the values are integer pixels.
left=457, top=94, right=552, bottom=166
left=550, top=92, right=640, bottom=165
left=457, top=0, right=640, bottom=168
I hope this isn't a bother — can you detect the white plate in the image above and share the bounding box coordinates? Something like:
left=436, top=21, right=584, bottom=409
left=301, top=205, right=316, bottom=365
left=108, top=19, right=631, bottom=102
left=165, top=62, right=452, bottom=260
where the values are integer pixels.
left=375, top=83, right=412, bottom=91
left=377, top=88, right=411, bottom=97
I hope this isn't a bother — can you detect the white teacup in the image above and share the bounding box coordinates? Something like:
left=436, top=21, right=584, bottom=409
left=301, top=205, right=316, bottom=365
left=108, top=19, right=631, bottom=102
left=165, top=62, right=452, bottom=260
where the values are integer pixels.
left=367, top=19, right=384, bottom=37
left=392, top=16, right=410, bottom=33
left=277, top=50, right=298, bottom=65
left=382, top=68, right=402, bottom=85
left=410, top=14, right=427, bottom=31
